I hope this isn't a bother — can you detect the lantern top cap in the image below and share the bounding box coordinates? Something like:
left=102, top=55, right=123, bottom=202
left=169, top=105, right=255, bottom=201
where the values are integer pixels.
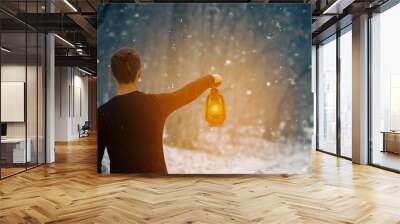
left=211, top=88, right=219, bottom=94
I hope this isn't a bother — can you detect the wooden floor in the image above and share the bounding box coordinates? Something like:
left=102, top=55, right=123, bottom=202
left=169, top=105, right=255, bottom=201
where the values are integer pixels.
left=373, top=151, right=400, bottom=171
left=1, top=136, right=400, bottom=223
left=1, top=167, right=26, bottom=178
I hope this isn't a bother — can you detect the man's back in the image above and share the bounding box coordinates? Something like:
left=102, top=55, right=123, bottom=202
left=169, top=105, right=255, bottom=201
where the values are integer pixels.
left=98, top=91, right=168, bottom=173
left=97, top=75, right=214, bottom=173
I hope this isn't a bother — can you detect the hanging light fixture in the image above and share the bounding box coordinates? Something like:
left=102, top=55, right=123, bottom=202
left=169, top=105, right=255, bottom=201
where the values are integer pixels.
left=205, top=88, right=226, bottom=126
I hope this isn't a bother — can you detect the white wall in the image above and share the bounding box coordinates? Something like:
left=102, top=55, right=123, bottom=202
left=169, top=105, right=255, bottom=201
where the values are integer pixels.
left=55, top=67, right=69, bottom=141
left=72, top=73, right=89, bottom=138
left=55, top=67, right=89, bottom=141
left=1, top=64, right=46, bottom=164
left=1, top=65, right=40, bottom=137
left=1, top=65, right=26, bottom=139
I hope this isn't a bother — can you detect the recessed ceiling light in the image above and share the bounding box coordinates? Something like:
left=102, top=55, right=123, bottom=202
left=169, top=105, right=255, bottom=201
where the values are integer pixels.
left=54, top=34, right=75, bottom=48
left=1, top=47, right=11, bottom=53
left=322, top=0, right=354, bottom=15
left=63, top=0, right=78, bottom=12
left=78, top=67, right=93, bottom=76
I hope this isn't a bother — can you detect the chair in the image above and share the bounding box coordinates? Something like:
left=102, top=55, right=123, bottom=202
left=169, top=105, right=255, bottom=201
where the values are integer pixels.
left=78, top=121, right=90, bottom=138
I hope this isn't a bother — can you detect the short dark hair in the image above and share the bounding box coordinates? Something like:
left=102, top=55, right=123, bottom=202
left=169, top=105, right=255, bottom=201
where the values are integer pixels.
left=111, top=48, right=142, bottom=83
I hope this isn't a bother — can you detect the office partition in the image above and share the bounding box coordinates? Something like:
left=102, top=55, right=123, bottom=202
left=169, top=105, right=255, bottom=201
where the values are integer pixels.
left=0, top=1, right=47, bottom=179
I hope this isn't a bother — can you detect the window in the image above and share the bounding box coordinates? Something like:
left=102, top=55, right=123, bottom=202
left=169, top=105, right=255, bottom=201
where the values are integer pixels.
left=370, top=3, right=400, bottom=171
left=339, top=28, right=352, bottom=158
left=317, top=36, right=337, bottom=154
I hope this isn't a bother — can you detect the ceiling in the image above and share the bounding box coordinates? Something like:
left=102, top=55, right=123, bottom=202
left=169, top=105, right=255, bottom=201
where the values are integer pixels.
left=1, top=0, right=98, bottom=73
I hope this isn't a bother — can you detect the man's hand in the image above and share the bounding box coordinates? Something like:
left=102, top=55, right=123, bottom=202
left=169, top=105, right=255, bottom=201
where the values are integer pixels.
left=211, top=74, right=222, bottom=88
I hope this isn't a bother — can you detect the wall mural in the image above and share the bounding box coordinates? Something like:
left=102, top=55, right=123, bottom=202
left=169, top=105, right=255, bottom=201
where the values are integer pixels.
left=97, top=3, right=312, bottom=174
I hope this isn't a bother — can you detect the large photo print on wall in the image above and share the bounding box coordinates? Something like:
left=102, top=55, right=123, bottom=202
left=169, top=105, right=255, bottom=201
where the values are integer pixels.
left=97, top=3, right=312, bottom=174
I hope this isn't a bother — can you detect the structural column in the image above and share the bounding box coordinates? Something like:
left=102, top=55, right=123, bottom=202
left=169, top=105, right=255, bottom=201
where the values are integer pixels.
left=46, top=1, right=55, bottom=163
left=352, top=14, right=369, bottom=164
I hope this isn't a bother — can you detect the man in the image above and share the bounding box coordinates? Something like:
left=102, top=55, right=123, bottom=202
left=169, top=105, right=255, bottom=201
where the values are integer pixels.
left=98, top=48, right=222, bottom=173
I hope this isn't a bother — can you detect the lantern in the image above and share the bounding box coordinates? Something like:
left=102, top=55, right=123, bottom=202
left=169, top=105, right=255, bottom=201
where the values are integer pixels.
left=205, top=88, right=226, bottom=126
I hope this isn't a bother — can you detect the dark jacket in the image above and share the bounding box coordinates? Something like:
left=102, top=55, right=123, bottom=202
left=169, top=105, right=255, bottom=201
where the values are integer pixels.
left=97, top=75, right=214, bottom=173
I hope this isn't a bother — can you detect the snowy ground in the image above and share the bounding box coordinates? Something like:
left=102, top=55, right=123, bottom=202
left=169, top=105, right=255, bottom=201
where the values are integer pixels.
left=164, top=143, right=310, bottom=174
left=101, top=140, right=310, bottom=174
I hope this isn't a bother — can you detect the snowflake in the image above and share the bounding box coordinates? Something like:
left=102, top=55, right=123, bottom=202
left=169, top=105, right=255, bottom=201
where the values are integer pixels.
left=276, top=22, right=281, bottom=29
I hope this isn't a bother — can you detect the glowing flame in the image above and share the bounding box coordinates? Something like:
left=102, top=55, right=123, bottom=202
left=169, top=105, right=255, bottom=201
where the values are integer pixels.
left=205, top=88, right=226, bottom=126
left=210, top=104, right=221, bottom=114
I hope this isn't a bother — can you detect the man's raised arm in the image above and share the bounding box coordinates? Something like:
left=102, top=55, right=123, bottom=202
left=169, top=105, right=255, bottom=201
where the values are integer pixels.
left=154, top=74, right=221, bottom=116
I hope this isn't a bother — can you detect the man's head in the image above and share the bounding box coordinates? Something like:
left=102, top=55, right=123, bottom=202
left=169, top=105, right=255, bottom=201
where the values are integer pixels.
left=111, top=48, right=142, bottom=84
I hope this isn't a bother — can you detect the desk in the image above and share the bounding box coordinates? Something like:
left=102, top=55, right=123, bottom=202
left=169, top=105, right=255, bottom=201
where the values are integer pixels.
left=382, top=131, right=400, bottom=154
left=1, top=138, right=31, bottom=164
